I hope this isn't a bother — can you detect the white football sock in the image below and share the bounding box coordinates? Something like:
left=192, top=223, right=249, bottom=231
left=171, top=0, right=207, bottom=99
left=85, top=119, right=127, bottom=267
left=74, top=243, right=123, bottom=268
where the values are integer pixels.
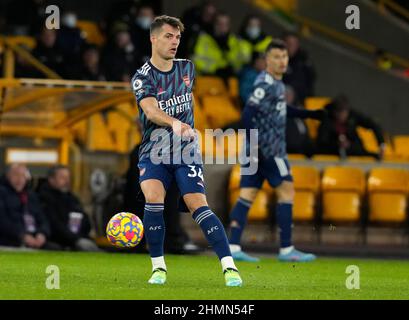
left=221, top=256, right=237, bottom=271
left=229, top=244, right=241, bottom=253
left=279, top=245, right=294, bottom=255
left=151, top=256, right=167, bottom=272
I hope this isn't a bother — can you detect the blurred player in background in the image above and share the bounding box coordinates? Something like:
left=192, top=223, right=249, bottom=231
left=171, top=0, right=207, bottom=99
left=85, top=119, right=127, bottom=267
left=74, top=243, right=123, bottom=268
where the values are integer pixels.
left=131, top=15, right=242, bottom=286
left=228, top=40, right=325, bottom=262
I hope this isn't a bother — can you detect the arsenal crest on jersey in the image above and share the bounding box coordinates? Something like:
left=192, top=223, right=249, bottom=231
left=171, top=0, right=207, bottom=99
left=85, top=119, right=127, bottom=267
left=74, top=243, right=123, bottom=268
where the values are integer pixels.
left=183, top=75, right=190, bottom=87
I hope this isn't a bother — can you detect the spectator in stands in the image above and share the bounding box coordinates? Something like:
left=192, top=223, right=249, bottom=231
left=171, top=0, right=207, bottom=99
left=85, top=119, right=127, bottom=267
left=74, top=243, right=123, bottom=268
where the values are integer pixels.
left=129, top=4, right=155, bottom=66
left=180, top=1, right=218, bottom=57
left=31, top=27, right=66, bottom=78
left=102, top=23, right=136, bottom=82
left=56, top=11, right=86, bottom=74
left=238, top=51, right=266, bottom=105
left=5, top=0, right=47, bottom=35
left=239, top=15, right=273, bottom=66
left=375, top=48, right=392, bottom=70
left=282, top=32, right=316, bottom=103
left=316, top=95, right=385, bottom=159
left=192, top=12, right=245, bottom=79
left=73, top=44, right=106, bottom=81
left=285, top=85, right=315, bottom=157
left=38, top=166, right=100, bottom=252
left=0, top=164, right=57, bottom=250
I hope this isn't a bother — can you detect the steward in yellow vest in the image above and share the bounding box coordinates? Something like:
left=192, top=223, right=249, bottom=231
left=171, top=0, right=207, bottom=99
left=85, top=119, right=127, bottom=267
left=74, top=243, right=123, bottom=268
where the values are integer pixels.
left=238, top=15, right=273, bottom=65
left=192, top=13, right=247, bottom=78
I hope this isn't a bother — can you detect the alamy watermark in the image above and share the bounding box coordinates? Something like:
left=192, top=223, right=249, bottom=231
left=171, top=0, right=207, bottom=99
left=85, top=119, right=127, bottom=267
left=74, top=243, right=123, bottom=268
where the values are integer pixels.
left=345, top=265, right=360, bottom=289
left=45, top=5, right=60, bottom=30
left=345, top=5, right=360, bottom=30
left=148, top=124, right=259, bottom=175
left=45, top=265, right=60, bottom=290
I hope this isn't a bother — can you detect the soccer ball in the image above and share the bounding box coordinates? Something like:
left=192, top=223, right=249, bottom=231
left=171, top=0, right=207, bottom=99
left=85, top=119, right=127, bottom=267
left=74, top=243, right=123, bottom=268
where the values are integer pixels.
left=106, top=212, right=144, bottom=248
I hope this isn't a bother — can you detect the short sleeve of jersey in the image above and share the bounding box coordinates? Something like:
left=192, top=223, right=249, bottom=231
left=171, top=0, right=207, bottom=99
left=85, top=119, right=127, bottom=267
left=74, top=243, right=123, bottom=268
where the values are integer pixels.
left=246, top=81, right=271, bottom=112
left=132, top=73, right=157, bottom=104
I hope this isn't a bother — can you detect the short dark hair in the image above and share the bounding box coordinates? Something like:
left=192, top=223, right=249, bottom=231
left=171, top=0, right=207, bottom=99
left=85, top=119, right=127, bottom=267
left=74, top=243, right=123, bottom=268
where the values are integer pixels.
left=150, top=15, right=185, bottom=34
left=47, top=165, right=69, bottom=178
left=265, top=39, right=287, bottom=53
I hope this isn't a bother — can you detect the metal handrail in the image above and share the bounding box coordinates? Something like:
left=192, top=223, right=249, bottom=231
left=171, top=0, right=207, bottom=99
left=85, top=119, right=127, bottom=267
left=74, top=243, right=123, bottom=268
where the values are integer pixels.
left=249, top=0, right=409, bottom=69
left=379, top=0, right=409, bottom=21
left=0, top=36, right=62, bottom=79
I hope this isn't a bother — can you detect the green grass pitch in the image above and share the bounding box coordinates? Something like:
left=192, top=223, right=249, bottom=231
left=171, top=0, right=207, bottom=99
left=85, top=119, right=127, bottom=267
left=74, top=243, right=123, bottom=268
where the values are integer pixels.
left=1, top=251, right=408, bottom=300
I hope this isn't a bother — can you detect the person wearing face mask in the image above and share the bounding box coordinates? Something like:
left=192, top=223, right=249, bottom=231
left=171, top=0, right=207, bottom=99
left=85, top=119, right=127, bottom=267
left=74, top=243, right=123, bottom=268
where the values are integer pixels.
left=180, top=1, right=218, bottom=57
left=130, top=5, right=155, bottom=66
left=239, top=15, right=273, bottom=66
left=0, top=164, right=58, bottom=250
left=192, top=12, right=245, bottom=78
left=37, top=166, right=100, bottom=252
left=55, top=11, right=86, bottom=77
left=102, top=23, right=137, bottom=82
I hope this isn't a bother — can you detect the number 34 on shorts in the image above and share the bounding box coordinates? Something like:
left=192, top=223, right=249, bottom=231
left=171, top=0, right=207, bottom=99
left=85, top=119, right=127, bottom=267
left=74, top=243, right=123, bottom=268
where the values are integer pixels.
left=187, top=165, right=204, bottom=180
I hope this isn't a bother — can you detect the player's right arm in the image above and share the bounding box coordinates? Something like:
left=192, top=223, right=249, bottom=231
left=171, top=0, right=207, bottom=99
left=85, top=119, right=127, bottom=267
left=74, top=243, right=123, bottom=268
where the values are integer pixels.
left=139, top=97, right=194, bottom=137
left=132, top=75, right=194, bottom=138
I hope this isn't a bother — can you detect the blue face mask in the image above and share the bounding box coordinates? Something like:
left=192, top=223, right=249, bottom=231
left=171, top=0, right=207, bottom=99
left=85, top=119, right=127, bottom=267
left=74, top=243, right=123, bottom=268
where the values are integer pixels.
left=136, top=16, right=152, bottom=30
left=246, top=26, right=261, bottom=40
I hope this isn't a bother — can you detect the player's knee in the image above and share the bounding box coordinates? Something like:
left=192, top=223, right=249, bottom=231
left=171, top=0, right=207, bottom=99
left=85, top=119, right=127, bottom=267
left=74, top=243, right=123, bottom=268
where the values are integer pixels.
left=239, top=188, right=258, bottom=203
left=184, top=193, right=208, bottom=214
left=144, top=190, right=165, bottom=204
left=276, top=183, right=295, bottom=202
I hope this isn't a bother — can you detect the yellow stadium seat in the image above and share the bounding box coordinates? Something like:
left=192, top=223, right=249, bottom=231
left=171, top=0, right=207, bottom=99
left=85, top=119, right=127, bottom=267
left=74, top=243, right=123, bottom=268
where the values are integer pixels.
left=312, top=155, right=340, bottom=162
left=369, top=194, right=407, bottom=223
left=194, top=76, right=228, bottom=97
left=288, top=154, right=307, bottom=160
left=72, top=119, right=87, bottom=144
left=393, top=136, right=409, bottom=160
left=228, top=77, right=239, bottom=99
left=304, top=97, right=330, bottom=139
left=77, top=20, right=105, bottom=46
left=357, top=127, right=380, bottom=154
left=322, top=191, right=361, bottom=221
left=201, top=95, right=240, bottom=129
left=193, top=98, right=210, bottom=132
left=230, top=189, right=270, bottom=221
left=292, top=166, right=320, bottom=221
left=87, top=114, right=116, bottom=151
left=107, top=111, right=131, bottom=153
left=292, top=166, right=320, bottom=192
left=367, top=168, right=409, bottom=223
left=321, top=166, right=365, bottom=222
left=293, top=192, right=315, bottom=221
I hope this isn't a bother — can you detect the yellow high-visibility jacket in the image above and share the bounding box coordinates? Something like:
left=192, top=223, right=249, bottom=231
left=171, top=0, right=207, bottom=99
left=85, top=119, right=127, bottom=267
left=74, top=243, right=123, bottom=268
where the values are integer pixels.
left=240, top=35, right=273, bottom=65
left=192, top=32, right=248, bottom=74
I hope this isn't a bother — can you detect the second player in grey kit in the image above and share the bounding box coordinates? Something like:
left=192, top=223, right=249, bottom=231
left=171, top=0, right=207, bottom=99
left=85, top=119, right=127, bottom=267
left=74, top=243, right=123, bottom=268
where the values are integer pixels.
left=228, top=39, right=325, bottom=262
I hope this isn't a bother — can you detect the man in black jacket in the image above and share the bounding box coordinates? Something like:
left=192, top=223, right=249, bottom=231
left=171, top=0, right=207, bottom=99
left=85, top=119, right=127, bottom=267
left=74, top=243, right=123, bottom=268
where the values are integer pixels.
left=0, top=163, right=56, bottom=249
left=282, top=32, right=316, bottom=103
left=38, top=165, right=100, bottom=251
left=316, top=95, right=385, bottom=159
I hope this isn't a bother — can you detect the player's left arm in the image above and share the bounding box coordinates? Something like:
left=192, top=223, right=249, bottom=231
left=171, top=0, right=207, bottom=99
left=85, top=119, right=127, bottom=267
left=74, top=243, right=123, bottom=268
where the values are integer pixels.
left=286, top=104, right=327, bottom=120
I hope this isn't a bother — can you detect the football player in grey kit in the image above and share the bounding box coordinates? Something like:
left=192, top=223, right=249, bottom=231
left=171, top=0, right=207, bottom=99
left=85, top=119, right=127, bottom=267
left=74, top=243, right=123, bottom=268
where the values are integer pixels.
left=228, top=39, right=325, bottom=262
